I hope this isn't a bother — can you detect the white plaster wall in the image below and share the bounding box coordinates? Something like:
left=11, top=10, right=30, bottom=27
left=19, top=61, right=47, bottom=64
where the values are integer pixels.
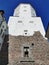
left=8, top=16, right=45, bottom=37
left=8, top=4, right=45, bottom=38
left=13, top=4, right=36, bottom=17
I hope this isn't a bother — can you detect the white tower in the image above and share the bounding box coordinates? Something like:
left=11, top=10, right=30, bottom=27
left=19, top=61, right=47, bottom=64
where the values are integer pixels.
left=8, top=4, right=45, bottom=37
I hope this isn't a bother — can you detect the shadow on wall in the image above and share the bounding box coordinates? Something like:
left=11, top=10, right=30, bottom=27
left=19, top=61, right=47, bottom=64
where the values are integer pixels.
left=0, top=26, right=9, bottom=65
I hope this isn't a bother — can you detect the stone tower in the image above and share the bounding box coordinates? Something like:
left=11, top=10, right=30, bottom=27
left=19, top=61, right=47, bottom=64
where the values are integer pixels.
left=8, top=4, right=49, bottom=65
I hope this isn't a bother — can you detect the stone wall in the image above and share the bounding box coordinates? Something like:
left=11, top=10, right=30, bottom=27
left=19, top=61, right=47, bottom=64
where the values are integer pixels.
left=8, top=32, right=49, bottom=65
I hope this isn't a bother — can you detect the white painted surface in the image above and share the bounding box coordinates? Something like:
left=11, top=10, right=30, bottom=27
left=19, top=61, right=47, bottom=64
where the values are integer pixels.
left=8, top=4, right=45, bottom=37
left=14, top=4, right=36, bottom=17
left=8, top=16, right=45, bottom=37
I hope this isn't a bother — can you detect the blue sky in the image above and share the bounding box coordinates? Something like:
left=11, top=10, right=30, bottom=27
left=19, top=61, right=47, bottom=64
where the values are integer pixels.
left=0, top=0, right=49, bottom=30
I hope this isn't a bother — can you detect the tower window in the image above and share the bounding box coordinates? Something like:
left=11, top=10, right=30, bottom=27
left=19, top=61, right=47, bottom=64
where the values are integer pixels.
left=18, top=21, right=22, bottom=23
left=25, top=33, right=27, bottom=35
left=29, top=21, right=33, bottom=23
left=24, top=30, right=28, bottom=35
left=2, top=25, right=4, bottom=28
left=32, top=43, right=34, bottom=46
left=24, top=30, right=28, bottom=32
left=23, top=47, right=29, bottom=57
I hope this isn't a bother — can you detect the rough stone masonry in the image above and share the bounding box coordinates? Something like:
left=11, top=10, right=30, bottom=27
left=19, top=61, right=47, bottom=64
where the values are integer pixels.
left=8, top=32, right=49, bottom=65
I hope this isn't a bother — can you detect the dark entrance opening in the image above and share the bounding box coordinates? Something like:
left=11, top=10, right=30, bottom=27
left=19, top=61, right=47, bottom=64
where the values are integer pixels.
left=24, top=47, right=29, bottom=57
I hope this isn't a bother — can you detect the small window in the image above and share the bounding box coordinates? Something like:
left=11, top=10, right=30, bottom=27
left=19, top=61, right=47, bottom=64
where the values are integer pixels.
left=24, top=30, right=28, bottom=32
left=25, top=33, right=27, bottom=35
left=29, top=21, right=33, bottom=23
left=32, top=43, right=34, bottom=46
left=23, top=47, right=29, bottom=57
left=18, top=21, right=22, bottom=23
left=2, top=25, right=4, bottom=28
left=24, top=30, right=28, bottom=35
